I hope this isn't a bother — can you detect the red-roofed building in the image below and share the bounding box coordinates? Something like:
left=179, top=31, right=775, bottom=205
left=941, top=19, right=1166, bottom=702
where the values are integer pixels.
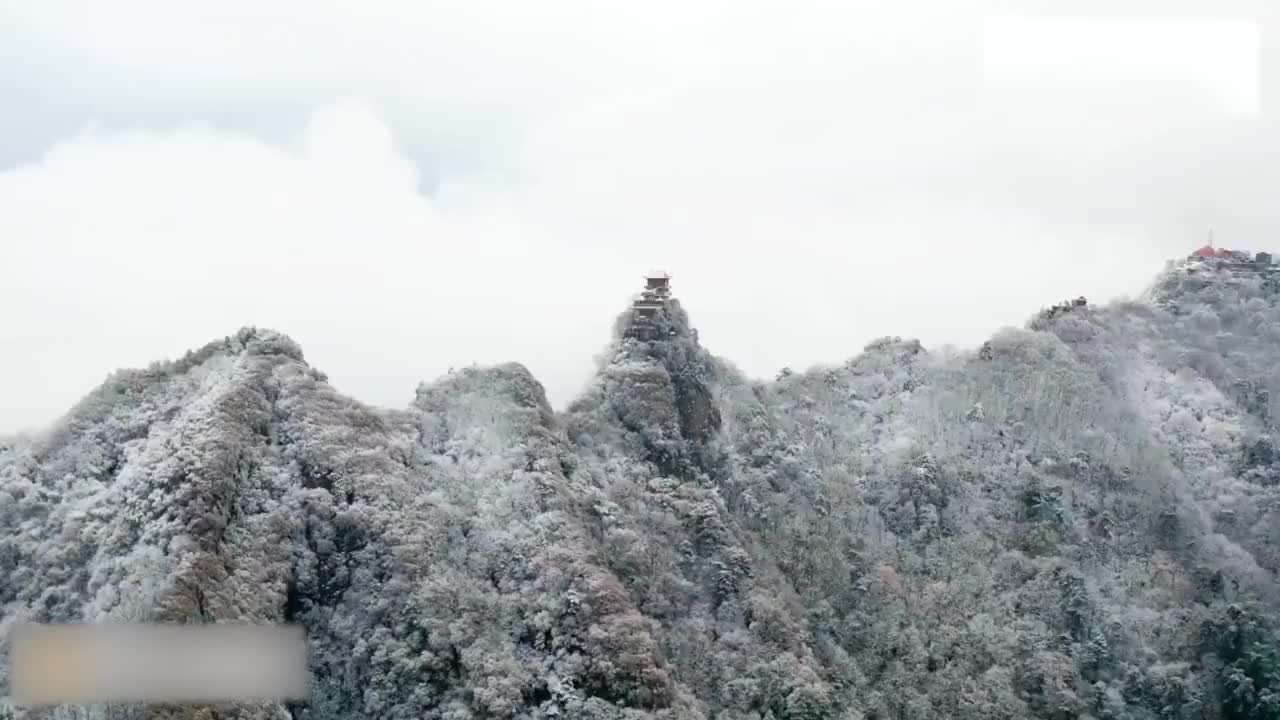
left=1192, top=245, right=1215, bottom=258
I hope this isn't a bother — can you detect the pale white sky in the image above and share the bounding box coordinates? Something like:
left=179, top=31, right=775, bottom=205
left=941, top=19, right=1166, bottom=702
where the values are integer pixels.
left=1, top=0, right=1277, bottom=433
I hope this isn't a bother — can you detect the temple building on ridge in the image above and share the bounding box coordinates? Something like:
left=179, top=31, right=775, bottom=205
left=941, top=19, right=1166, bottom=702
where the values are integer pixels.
left=629, top=271, right=673, bottom=339
left=633, top=271, right=671, bottom=318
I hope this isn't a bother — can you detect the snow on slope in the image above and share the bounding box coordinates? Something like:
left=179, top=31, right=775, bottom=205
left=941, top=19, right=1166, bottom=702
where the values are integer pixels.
left=3, top=262, right=1280, bottom=720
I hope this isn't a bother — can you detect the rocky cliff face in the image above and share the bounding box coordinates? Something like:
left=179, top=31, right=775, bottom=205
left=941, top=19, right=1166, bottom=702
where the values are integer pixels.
left=3, top=262, right=1280, bottom=720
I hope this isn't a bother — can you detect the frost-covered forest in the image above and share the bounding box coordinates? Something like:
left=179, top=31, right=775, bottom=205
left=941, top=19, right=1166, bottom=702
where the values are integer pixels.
left=2, top=260, right=1280, bottom=720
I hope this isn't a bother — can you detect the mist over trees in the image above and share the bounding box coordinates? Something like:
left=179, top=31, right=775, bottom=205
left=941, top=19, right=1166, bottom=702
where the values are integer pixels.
left=2, top=260, right=1280, bottom=720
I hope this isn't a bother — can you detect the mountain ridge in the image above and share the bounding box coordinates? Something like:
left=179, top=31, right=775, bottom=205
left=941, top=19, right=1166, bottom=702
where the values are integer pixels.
left=3, top=260, right=1280, bottom=720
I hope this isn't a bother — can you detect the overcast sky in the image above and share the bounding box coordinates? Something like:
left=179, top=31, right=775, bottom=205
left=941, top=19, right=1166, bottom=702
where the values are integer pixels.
left=2, top=0, right=1278, bottom=434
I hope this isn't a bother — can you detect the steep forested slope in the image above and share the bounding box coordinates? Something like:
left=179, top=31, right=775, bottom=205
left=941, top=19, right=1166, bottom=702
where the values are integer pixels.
left=2, top=260, right=1279, bottom=720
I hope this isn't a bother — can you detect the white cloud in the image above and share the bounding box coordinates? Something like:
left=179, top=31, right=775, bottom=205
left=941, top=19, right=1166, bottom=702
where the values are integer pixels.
left=0, top=105, right=605, bottom=431
left=1, top=0, right=1277, bottom=433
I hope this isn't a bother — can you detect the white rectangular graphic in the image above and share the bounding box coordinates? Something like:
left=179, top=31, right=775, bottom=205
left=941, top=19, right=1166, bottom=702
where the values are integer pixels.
left=982, top=16, right=1261, bottom=118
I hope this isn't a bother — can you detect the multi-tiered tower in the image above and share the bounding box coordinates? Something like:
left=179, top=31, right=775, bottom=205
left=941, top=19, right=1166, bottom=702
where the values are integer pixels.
left=629, top=271, right=672, bottom=339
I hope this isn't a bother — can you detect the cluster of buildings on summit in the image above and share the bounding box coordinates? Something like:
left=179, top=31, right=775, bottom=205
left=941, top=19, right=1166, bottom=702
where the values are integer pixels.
left=1182, top=243, right=1275, bottom=273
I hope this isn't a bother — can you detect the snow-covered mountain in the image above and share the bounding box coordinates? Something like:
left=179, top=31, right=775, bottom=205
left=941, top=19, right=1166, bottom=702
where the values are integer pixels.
left=3, top=259, right=1280, bottom=720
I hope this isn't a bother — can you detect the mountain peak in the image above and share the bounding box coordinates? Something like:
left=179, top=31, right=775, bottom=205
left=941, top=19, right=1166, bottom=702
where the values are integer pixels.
left=614, top=270, right=699, bottom=345
left=1144, top=247, right=1280, bottom=309
left=7, top=257, right=1280, bottom=719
